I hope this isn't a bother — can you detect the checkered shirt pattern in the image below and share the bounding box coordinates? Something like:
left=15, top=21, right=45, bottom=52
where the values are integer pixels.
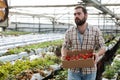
left=62, top=24, right=105, bottom=74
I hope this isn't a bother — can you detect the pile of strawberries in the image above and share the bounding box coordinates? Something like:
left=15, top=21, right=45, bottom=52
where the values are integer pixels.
left=65, top=53, right=93, bottom=61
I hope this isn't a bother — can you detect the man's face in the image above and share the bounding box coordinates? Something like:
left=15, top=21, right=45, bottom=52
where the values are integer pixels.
left=74, top=8, right=87, bottom=26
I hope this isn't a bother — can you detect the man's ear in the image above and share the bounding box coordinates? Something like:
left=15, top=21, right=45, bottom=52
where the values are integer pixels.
left=85, top=13, right=88, bottom=18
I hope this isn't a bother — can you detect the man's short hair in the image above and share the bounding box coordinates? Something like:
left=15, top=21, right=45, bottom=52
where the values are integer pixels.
left=74, top=5, right=87, bottom=14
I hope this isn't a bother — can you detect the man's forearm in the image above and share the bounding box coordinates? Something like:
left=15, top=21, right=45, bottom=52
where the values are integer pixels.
left=61, top=47, right=68, bottom=57
left=61, top=47, right=69, bottom=60
left=97, top=47, right=106, bottom=56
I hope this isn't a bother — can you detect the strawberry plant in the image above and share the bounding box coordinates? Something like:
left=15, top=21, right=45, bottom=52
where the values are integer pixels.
left=50, top=70, right=67, bottom=80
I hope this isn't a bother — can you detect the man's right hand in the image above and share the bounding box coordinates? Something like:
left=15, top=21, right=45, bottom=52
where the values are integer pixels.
left=61, top=56, right=66, bottom=60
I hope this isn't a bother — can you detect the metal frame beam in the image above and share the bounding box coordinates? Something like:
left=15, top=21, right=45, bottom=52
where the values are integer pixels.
left=10, top=11, right=54, bottom=19
left=84, top=3, right=120, bottom=6
left=82, top=0, right=120, bottom=20
left=9, top=4, right=79, bottom=8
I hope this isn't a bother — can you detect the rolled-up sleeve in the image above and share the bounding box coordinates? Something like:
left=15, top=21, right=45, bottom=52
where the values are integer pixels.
left=95, top=28, right=106, bottom=49
left=62, top=30, right=71, bottom=50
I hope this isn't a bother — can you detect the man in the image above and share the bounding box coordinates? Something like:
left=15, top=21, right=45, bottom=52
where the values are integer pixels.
left=61, top=5, right=106, bottom=80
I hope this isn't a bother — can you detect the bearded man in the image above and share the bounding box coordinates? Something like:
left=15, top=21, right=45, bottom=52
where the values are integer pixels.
left=61, top=5, right=106, bottom=80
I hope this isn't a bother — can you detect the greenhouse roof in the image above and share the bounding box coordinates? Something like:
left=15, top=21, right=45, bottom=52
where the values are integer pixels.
left=8, top=0, right=120, bottom=25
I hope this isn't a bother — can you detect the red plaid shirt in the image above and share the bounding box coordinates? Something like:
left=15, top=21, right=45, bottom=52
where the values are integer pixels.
left=62, top=23, right=105, bottom=74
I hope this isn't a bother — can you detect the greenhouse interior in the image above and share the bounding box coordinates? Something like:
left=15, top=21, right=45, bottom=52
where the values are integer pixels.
left=0, top=0, right=120, bottom=80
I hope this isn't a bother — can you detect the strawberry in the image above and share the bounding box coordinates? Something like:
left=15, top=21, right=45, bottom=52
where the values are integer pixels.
left=82, top=55, right=88, bottom=59
left=65, top=56, right=71, bottom=61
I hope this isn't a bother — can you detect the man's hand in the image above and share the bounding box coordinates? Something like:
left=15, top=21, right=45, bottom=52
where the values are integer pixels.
left=93, top=53, right=99, bottom=64
left=61, top=56, right=66, bottom=61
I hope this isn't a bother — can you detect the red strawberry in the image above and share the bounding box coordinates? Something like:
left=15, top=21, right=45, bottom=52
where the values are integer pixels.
left=83, top=55, right=88, bottom=59
left=65, top=56, right=71, bottom=61
left=71, top=55, right=76, bottom=60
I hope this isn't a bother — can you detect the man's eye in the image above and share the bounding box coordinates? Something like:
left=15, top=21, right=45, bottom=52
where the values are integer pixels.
left=74, top=12, right=81, bottom=16
left=74, top=13, right=76, bottom=16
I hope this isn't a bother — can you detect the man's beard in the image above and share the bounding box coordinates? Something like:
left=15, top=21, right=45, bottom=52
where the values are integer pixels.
left=75, top=17, right=86, bottom=26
